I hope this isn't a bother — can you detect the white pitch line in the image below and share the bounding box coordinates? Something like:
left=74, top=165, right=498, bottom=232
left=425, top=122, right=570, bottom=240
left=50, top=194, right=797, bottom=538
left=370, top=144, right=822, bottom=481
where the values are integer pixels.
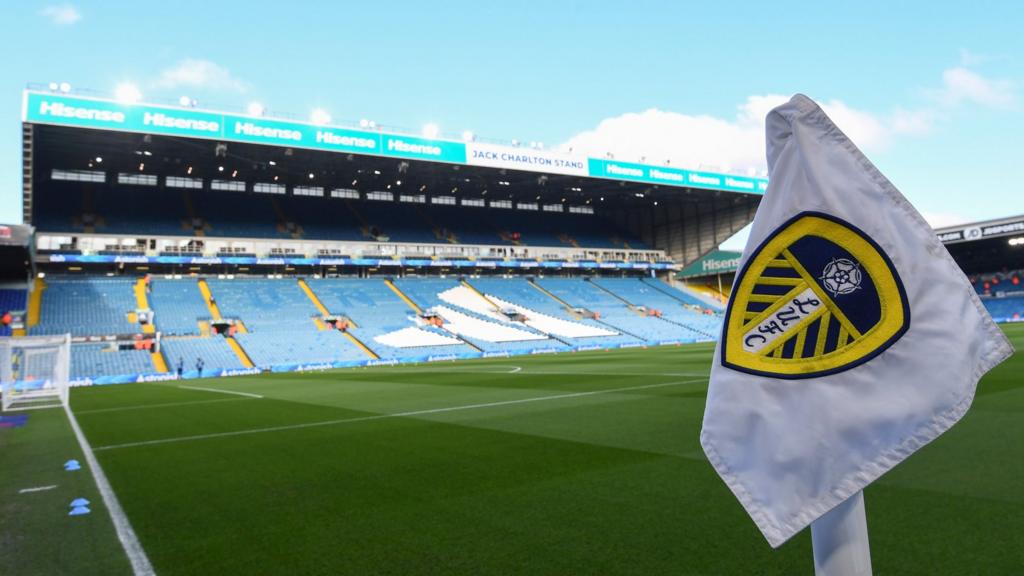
left=19, top=485, right=57, bottom=494
left=94, top=378, right=707, bottom=452
left=178, top=385, right=263, bottom=399
left=76, top=397, right=248, bottom=415
left=64, top=404, right=155, bottom=576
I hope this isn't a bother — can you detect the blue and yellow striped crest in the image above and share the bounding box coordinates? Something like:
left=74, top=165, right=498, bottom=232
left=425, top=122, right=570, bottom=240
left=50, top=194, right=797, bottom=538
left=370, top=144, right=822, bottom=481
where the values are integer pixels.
left=721, top=212, right=910, bottom=379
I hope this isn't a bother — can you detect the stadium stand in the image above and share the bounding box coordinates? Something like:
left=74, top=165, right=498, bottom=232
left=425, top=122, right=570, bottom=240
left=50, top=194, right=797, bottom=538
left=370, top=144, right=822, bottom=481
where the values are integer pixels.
left=160, top=337, right=247, bottom=373
left=149, top=279, right=210, bottom=335
left=392, top=277, right=570, bottom=353
left=31, top=277, right=138, bottom=336
left=982, top=296, right=1024, bottom=323
left=205, top=278, right=369, bottom=368
left=37, top=182, right=648, bottom=249
left=71, top=342, right=153, bottom=379
left=535, top=278, right=683, bottom=344
left=973, top=269, right=1024, bottom=296
left=23, top=275, right=723, bottom=379
left=305, top=278, right=477, bottom=359
left=0, top=288, right=26, bottom=336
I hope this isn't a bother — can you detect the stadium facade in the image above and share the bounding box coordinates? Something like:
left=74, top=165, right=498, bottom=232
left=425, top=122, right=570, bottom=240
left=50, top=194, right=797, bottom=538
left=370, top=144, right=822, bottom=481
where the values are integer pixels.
left=8, top=86, right=770, bottom=385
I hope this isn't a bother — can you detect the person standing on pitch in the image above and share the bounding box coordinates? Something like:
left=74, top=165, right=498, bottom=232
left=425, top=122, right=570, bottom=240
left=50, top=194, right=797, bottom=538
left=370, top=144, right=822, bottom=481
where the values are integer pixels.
left=176, top=357, right=184, bottom=379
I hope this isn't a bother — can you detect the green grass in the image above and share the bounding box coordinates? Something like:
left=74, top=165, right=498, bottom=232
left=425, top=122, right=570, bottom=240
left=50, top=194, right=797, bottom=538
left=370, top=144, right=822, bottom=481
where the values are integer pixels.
left=3, top=326, right=1024, bottom=575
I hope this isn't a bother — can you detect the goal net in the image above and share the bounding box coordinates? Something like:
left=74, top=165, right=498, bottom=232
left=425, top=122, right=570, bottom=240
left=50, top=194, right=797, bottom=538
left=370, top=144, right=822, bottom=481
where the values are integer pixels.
left=0, top=334, right=71, bottom=412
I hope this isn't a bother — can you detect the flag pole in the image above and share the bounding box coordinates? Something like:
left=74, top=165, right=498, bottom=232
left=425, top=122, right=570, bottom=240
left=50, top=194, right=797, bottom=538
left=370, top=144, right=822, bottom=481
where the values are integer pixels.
left=811, top=491, right=872, bottom=576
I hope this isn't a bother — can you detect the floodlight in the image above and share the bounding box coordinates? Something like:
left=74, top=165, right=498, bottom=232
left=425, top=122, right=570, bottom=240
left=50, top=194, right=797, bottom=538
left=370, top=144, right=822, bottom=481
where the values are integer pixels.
left=422, top=123, right=440, bottom=139
left=462, top=130, right=475, bottom=142
left=58, top=82, right=71, bottom=93
left=310, top=109, right=331, bottom=125
left=114, top=82, right=142, bottom=104
left=247, top=102, right=266, bottom=117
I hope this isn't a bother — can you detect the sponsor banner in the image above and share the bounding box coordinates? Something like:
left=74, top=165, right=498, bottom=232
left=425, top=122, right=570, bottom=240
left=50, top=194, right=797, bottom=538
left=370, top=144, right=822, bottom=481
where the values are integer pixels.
left=44, top=253, right=679, bottom=270
left=938, top=218, right=1024, bottom=244
left=587, top=158, right=767, bottom=195
left=677, top=250, right=743, bottom=278
left=68, top=341, right=708, bottom=387
left=466, top=142, right=588, bottom=176
left=381, top=134, right=467, bottom=163
left=23, top=91, right=462, bottom=165
left=24, top=91, right=765, bottom=195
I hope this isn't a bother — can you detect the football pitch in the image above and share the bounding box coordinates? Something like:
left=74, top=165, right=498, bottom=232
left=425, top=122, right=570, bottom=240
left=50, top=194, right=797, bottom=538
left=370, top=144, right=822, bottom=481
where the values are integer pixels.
left=3, top=325, right=1023, bottom=575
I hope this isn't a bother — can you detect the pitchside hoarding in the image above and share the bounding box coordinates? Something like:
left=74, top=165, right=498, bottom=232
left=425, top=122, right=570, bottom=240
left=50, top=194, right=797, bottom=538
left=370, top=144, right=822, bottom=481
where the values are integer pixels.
left=23, top=91, right=766, bottom=194
left=677, top=250, right=742, bottom=278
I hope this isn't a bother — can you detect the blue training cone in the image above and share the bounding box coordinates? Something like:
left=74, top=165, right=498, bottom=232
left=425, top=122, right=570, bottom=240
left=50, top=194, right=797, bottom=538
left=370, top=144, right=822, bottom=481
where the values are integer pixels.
left=69, top=506, right=91, bottom=516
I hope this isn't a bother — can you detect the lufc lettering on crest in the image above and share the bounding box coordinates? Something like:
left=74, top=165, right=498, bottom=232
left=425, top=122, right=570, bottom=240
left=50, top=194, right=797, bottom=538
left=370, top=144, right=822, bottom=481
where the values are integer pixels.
left=722, top=212, right=910, bottom=379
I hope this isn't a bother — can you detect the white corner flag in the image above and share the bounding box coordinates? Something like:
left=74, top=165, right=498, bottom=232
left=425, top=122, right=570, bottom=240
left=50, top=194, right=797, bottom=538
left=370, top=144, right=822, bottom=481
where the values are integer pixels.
left=700, top=94, right=1014, bottom=549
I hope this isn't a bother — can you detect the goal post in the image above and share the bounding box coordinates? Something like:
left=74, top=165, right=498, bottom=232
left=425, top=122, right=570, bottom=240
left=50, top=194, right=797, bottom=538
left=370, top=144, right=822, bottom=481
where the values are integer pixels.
left=0, top=334, right=72, bottom=412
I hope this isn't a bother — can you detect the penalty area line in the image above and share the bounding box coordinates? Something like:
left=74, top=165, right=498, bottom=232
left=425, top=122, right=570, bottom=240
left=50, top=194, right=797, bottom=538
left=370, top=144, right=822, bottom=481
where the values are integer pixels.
left=178, top=385, right=263, bottom=399
left=64, top=404, right=156, bottom=576
left=94, top=377, right=707, bottom=452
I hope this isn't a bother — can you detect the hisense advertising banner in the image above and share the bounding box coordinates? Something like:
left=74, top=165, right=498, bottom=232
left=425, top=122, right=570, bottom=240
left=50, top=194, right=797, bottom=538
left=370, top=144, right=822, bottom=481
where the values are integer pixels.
left=23, top=91, right=766, bottom=194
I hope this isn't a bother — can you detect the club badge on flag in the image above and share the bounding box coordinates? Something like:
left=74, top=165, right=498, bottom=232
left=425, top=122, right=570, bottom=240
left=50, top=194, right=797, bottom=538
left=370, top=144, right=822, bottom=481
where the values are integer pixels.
left=700, top=94, right=1014, bottom=548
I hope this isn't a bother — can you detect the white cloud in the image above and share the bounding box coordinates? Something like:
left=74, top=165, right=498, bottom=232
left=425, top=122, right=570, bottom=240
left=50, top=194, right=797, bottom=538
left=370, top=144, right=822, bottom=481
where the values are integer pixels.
left=40, top=4, right=81, bottom=25
left=560, top=95, right=886, bottom=176
left=152, top=59, right=249, bottom=93
left=560, top=64, right=1014, bottom=176
left=936, top=67, right=1014, bottom=109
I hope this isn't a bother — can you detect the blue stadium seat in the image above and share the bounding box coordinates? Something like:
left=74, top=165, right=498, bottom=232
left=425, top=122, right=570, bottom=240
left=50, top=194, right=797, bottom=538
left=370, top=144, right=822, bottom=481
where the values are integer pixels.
left=31, top=277, right=138, bottom=336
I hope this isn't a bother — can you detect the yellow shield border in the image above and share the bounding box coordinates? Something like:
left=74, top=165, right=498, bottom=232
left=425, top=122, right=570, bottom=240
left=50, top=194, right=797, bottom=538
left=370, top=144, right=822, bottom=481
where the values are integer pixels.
left=721, top=211, right=910, bottom=379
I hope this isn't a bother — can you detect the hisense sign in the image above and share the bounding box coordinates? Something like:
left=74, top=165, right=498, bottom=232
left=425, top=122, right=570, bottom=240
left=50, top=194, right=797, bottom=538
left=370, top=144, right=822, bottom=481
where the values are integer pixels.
left=23, top=90, right=766, bottom=194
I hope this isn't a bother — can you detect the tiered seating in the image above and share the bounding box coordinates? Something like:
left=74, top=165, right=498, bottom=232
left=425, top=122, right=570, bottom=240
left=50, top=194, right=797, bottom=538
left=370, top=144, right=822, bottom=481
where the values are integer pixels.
left=32, top=275, right=715, bottom=379
left=305, top=278, right=475, bottom=359
left=393, top=278, right=567, bottom=352
left=71, top=343, right=153, bottom=379
left=0, top=288, right=26, bottom=336
left=973, top=269, right=1024, bottom=296
left=983, top=296, right=1024, bottom=322
left=149, top=279, right=209, bottom=335
left=536, top=278, right=688, bottom=344
left=593, top=278, right=723, bottom=338
left=235, top=330, right=367, bottom=368
left=36, top=184, right=648, bottom=248
left=161, top=337, right=246, bottom=372
left=431, top=305, right=547, bottom=343
left=207, top=278, right=366, bottom=367
left=31, top=277, right=137, bottom=336
left=372, top=327, right=463, bottom=348
left=467, top=278, right=637, bottom=347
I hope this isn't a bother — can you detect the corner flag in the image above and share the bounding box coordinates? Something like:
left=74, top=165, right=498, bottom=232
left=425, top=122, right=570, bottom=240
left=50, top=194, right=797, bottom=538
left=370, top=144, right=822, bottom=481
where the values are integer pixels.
left=700, top=94, right=1014, bottom=548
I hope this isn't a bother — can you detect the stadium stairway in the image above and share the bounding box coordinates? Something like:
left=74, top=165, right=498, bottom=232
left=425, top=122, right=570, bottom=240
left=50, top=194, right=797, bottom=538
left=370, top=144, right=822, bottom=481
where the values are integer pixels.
left=133, top=278, right=156, bottom=334
left=198, top=278, right=255, bottom=367
left=385, top=279, right=423, bottom=313
left=299, top=278, right=380, bottom=360
left=197, top=279, right=222, bottom=320
left=297, top=278, right=330, bottom=316
left=130, top=276, right=175, bottom=375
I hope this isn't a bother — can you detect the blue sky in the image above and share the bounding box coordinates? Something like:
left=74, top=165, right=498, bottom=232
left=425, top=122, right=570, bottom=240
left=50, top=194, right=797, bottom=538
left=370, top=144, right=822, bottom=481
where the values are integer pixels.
left=1, top=1, right=1022, bottom=249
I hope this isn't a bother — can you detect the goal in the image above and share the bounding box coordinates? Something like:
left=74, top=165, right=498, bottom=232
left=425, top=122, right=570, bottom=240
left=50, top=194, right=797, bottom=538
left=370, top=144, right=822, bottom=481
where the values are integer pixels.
left=0, top=334, right=71, bottom=412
